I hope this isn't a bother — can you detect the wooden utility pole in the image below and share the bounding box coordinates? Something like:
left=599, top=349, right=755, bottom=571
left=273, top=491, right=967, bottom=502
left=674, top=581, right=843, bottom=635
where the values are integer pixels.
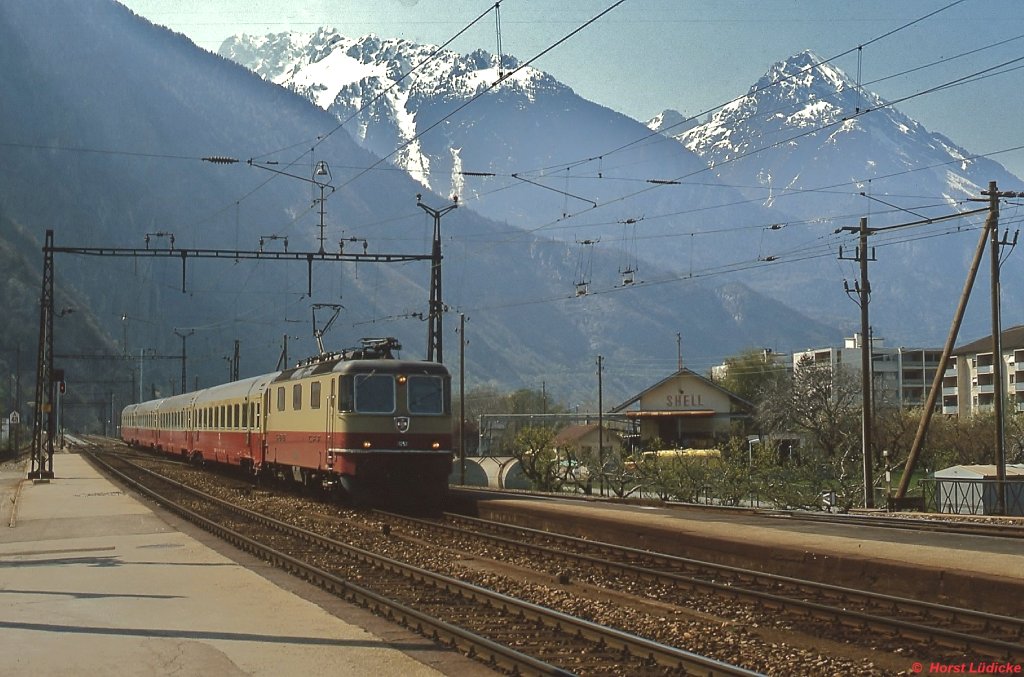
left=839, top=217, right=876, bottom=507
left=597, top=354, right=604, bottom=496
left=838, top=205, right=991, bottom=507
left=895, top=184, right=1001, bottom=501
left=985, top=181, right=1017, bottom=515
left=857, top=217, right=874, bottom=508
left=458, top=313, right=467, bottom=485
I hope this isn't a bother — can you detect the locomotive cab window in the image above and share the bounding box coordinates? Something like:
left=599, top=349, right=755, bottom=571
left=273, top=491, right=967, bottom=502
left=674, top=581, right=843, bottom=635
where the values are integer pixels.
left=353, top=373, right=395, bottom=413
left=310, top=381, right=321, bottom=410
left=338, top=376, right=354, bottom=412
left=408, top=375, right=446, bottom=414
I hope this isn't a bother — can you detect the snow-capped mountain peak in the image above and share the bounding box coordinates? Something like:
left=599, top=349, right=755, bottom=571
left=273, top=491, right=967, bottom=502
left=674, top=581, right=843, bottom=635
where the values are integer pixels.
left=219, top=29, right=563, bottom=114
left=673, top=49, right=1020, bottom=208
left=763, top=49, right=853, bottom=95
left=220, top=29, right=564, bottom=190
left=646, top=108, right=699, bottom=136
left=220, top=33, right=1024, bottom=345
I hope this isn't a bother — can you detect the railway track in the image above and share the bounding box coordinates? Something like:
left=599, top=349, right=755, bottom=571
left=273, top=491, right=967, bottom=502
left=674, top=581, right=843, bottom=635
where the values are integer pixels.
left=376, top=510, right=1024, bottom=662
left=452, top=487, right=1024, bottom=539
left=762, top=510, right=1024, bottom=539
left=75, top=439, right=1021, bottom=672
left=83, top=447, right=756, bottom=677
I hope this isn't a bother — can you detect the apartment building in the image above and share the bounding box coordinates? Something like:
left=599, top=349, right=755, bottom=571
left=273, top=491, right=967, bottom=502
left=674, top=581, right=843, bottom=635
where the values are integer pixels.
left=943, top=325, right=1024, bottom=416
left=791, top=334, right=943, bottom=410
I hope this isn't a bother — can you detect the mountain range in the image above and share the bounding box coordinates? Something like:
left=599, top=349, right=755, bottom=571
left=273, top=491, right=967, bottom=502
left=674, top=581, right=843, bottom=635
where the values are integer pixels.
left=219, top=29, right=769, bottom=271
left=660, top=49, right=1024, bottom=339
left=0, top=1, right=843, bottom=432
left=222, top=32, right=1024, bottom=344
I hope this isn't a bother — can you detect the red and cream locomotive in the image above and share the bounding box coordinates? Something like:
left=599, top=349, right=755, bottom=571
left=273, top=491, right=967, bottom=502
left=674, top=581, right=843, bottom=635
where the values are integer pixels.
left=120, top=338, right=452, bottom=508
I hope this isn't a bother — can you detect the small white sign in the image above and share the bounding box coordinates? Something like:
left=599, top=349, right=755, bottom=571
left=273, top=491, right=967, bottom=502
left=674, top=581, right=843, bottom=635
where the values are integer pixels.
left=9, top=411, right=20, bottom=425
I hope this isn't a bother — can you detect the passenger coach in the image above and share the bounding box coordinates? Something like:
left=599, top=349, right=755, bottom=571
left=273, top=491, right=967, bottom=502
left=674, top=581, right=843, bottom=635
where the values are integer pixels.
left=121, top=339, right=453, bottom=507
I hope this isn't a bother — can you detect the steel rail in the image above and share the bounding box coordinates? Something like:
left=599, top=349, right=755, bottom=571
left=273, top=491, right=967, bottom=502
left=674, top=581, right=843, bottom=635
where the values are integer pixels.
left=84, top=450, right=568, bottom=676
left=391, top=511, right=1024, bottom=659
left=762, top=510, right=1024, bottom=539
left=85, top=450, right=758, bottom=677
left=451, top=486, right=1024, bottom=538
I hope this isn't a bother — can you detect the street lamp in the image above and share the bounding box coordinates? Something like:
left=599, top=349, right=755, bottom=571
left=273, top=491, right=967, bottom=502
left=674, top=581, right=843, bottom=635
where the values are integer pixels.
left=746, top=435, right=761, bottom=468
left=883, top=449, right=891, bottom=511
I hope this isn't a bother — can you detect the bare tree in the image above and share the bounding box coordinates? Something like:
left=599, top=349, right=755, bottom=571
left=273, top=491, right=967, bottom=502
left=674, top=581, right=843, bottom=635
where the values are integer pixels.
left=755, top=355, right=863, bottom=508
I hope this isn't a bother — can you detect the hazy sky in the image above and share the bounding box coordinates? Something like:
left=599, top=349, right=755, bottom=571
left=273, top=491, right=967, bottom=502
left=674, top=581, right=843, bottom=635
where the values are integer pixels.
left=118, top=0, right=1024, bottom=178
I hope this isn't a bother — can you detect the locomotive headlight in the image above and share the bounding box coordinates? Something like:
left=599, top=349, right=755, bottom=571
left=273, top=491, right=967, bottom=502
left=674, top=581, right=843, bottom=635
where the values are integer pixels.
left=432, top=441, right=441, bottom=449
left=362, top=440, right=372, bottom=448
left=397, top=375, right=407, bottom=384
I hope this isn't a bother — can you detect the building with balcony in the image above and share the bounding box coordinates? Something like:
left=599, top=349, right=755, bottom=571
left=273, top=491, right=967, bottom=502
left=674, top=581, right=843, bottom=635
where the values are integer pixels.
left=791, top=334, right=943, bottom=410
left=946, top=325, right=1024, bottom=416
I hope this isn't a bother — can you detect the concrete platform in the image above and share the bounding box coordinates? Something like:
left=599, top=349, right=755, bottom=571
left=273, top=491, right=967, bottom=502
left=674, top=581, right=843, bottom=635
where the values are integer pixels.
left=0, top=452, right=488, bottom=676
left=466, top=494, right=1024, bottom=618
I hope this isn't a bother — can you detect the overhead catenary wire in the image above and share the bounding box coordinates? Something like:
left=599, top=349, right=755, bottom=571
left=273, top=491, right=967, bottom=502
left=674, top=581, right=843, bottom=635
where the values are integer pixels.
left=435, top=208, right=990, bottom=320
left=456, top=67, right=1023, bottom=258
left=349, top=203, right=1007, bottom=332
left=542, top=55, right=1024, bottom=228
left=330, top=0, right=630, bottom=196
left=14, top=1, right=1015, bottom=344
left=7, top=1, right=1014, bottom=251
left=191, top=1, right=630, bottom=263
left=436, top=5, right=1015, bottom=250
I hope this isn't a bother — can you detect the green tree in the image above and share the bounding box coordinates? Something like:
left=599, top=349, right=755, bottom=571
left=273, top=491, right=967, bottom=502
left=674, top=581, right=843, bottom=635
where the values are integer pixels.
left=873, top=406, right=919, bottom=469
left=1005, top=413, right=1024, bottom=465
left=458, top=386, right=566, bottom=456
left=926, top=411, right=996, bottom=469
left=511, top=425, right=568, bottom=491
left=709, top=437, right=755, bottom=506
left=716, top=349, right=790, bottom=407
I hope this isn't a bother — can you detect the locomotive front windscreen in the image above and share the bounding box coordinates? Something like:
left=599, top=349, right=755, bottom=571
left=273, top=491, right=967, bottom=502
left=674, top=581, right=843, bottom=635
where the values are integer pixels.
left=408, top=375, right=445, bottom=414
left=353, top=374, right=395, bottom=413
